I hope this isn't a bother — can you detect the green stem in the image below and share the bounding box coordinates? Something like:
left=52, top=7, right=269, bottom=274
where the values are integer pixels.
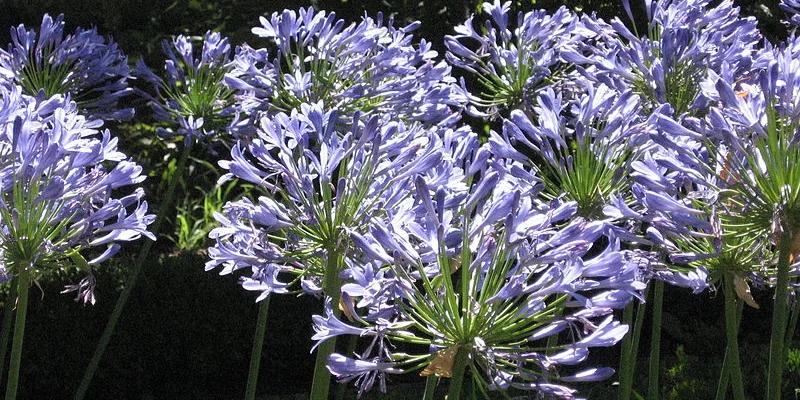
left=75, top=145, right=193, bottom=400
left=0, top=281, right=18, bottom=383
left=309, top=248, right=343, bottom=400
left=545, top=303, right=565, bottom=353
left=334, top=335, right=359, bottom=400
left=715, top=295, right=744, bottom=400
left=766, top=231, right=793, bottom=400
left=719, top=274, right=746, bottom=400
left=423, top=374, right=437, bottom=400
left=244, top=296, right=271, bottom=400
left=619, top=303, right=634, bottom=400
left=648, top=280, right=664, bottom=400
left=5, top=268, right=31, bottom=400
left=715, top=344, right=730, bottom=400
left=446, top=347, right=468, bottom=400
left=619, top=294, right=647, bottom=400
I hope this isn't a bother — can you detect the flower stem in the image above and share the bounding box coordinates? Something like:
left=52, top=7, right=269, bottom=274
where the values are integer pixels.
left=423, top=374, right=437, bottom=400
left=5, top=268, right=31, bottom=400
left=717, top=273, right=745, bottom=400
left=715, top=292, right=744, bottom=400
left=619, top=298, right=646, bottom=400
left=446, top=347, right=468, bottom=400
left=309, top=248, right=343, bottom=400
left=245, top=296, right=271, bottom=400
left=766, top=231, right=792, bottom=400
left=647, top=280, right=664, bottom=400
left=619, top=296, right=647, bottom=400
left=334, top=335, right=359, bottom=400
left=75, top=145, right=193, bottom=400
left=0, top=281, right=18, bottom=383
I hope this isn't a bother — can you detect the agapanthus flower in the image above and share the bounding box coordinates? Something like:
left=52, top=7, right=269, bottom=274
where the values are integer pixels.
left=0, top=84, right=154, bottom=302
left=136, top=31, right=242, bottom=145
left=326, top=352, right=402, bottom=397
left=632, top=38, right=800, bottom=287
left=314, top=137, right=643, bottom=398
left=206, top=101, right=467, bottom=301
left=585, top=0, right=761, bottom=116
left=0, top=13, right=133, bottom=120
left=445, top=1, right=609, bottom=117
left=225, top=7, right=465, bottom=126
left=491, top=83, right=647, bottom=220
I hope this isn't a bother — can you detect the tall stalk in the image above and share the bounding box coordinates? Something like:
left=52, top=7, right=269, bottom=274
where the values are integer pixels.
left=309, top=247, right=343, bottom=400
left=648, top=280, right=664, bottom=400
left=714, top=294, right=744, bottom=400
left=423, top=374, right=438, bottom=400
left=75, top=145, right=193, bottom=400
left=447, top=347, right=469, bottom=400
left=244, top=296, right=271, bottom=400
left=4, top=268, right=31, bottom=400
left=0, top=282, right=18, bottom=384
left=619, top=298, right=647, bottom=400
left=766, top=231, right=793, bottom=400
left=716, top=273, right=745, bottom=400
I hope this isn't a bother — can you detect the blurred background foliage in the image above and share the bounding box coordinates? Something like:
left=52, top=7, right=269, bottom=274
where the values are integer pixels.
left=0, top=0, right=796, bottom=398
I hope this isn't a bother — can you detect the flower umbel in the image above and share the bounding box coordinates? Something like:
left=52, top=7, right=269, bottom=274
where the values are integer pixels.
left=226, top=8, right=464, bottom=126
left=316, top=145, right=640, bottom=398
left=0, top=85, right=154, bottom=299
left=0, top=13, right=134, bottom=120
left=136, top=31, right=241, bottom=145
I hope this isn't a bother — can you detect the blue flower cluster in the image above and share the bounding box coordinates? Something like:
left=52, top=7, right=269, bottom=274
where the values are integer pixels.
left=0, top=14, right=134, bottom=120
left=0, top=16, right=153, bottom=303
left=136, top=32, right=243, bottom=145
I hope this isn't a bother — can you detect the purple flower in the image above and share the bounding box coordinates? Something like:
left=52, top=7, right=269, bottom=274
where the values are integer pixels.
left=0, top=87, right=153, bottom=303
left=560, top=367, right=617, bottom=382
left=781, top=0, right=800, bottom=26
left=494, top=83, right=646, bottom=219
left=311, top=298, right=368, bottom=352
left=315, top=137, right=638, bottom=398
left=136, top=31, right=242, bottom=144
left=585, top=0, right=760, bottom=115
left=207, top=102, right=468, bottom=301
left=0, top=14, right=133, bottom=120
left=228, top=8, right=464, bottom=125
left=326, top=353, right=401, bottom=397
left=446, top=1, right=602, bottom=116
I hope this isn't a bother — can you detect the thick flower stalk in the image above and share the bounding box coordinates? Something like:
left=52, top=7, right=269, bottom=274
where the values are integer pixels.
left=136, top=31, right=242, bottom=145
left=0, top=84, right=153, bottom=399
left=315, top=143, right=643, bottom=399
left=225, top=7, right=465, bottom=126
left=0, top=14, right=133, bottom=121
